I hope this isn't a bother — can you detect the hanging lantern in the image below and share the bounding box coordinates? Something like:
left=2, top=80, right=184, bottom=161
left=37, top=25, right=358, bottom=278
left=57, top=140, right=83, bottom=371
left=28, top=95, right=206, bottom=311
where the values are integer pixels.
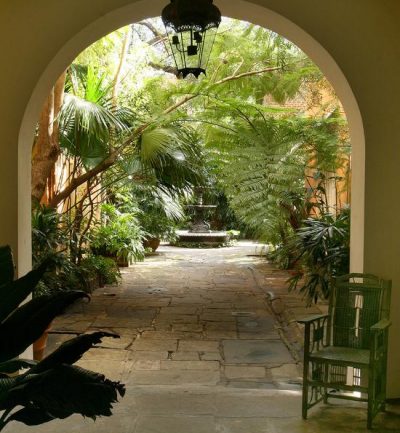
left=161, top=0, right=222, bottom=79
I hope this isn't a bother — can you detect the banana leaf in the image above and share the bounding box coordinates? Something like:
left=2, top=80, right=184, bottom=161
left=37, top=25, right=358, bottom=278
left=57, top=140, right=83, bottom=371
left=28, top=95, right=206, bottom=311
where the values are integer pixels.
left=1, top=365, right=125, bottom=419
left=0, top=259, right=53, bottom=324
left=31, top=331, right=119, bottom=373
left=0, top=247, right=126, bottom=430
left=0, top=291, right=89, bottom=362
left=0, top=359, right=37, bottom=375
left=6, top=407, right=55, bottom=427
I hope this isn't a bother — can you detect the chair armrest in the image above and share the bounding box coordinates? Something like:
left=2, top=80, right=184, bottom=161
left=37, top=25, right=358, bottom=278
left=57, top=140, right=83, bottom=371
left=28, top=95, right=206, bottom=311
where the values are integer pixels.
left=370, top=319, right=391, bottom=361
left=298, top=314, right=330, bottom=355
left=371, top=318, right=391, bottom=331
left=297, top=314, right=329, bottom=325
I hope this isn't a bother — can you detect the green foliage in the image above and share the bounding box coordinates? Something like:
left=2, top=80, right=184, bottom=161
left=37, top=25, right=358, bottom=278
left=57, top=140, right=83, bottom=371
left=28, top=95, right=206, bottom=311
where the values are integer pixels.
left=90, top=204, right=145, bottom=263
left=38, top=17, right=350, bottom=295
left=32, top=205, right=67, bottom=267
left=139, top=211, right=177, bottom=242
left=206, top=109, right=343, bottom=245
left=226, top=230, right=241, bottom=240
left=61, top=65, right=134, bottom=168
left=129, top=125, right=208, bottom=190
left=286, top=208, right=350, bottom=304
left=130, top=186, right=184, bottom=241
left=80, top=255, right=121, bottom=287
left=32, top=205, right=84, bottom=295
left=0, top=247, right=125, bottom=431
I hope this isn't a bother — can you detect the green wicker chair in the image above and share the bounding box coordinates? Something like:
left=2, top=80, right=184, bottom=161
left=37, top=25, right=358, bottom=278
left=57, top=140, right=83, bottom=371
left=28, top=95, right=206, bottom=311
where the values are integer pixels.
left=298, top=273, right=391, bottom=429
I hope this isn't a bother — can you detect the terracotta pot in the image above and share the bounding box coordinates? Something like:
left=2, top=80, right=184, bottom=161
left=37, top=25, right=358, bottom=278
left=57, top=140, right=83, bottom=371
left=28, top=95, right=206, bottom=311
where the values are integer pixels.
left=117, top=255, right=130, bottom=267
left=32, top=323, right=52, bottom=361
left=143, top=237, right=161, bottom=252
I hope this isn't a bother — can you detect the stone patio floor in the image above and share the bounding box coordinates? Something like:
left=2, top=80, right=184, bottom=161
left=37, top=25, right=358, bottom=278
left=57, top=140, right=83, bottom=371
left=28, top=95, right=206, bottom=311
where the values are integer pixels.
left=13, top=243, right=400, bottom=432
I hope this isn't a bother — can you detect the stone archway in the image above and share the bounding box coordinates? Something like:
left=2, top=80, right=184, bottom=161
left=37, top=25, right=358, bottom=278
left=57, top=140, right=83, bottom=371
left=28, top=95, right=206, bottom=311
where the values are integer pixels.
left=17, top=0, right=368, bottom=388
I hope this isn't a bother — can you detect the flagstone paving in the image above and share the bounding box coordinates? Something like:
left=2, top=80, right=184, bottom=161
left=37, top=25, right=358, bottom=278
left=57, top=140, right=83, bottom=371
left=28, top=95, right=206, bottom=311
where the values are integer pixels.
left=12, top=243, right=400, bottom=433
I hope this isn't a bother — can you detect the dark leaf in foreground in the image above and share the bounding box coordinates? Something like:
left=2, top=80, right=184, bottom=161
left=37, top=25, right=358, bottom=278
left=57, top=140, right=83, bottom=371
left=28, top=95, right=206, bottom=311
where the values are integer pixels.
left=32, top=332, right=120, bottom=373
left=0, top=259, right=53, bottom=324
left=3, top=365, right=125, bottom=420
left=0, top=291, right=90, bottom=362
left=0, top=246, right=14, bottom=286
left=0, top=359, right=37, bottom=374
left=6, top=407, right=55, bottom=426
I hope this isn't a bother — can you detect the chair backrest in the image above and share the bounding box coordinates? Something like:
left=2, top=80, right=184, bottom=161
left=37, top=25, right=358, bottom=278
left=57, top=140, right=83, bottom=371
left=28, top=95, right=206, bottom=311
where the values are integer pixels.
left=329, top=273, right=391, bottom=349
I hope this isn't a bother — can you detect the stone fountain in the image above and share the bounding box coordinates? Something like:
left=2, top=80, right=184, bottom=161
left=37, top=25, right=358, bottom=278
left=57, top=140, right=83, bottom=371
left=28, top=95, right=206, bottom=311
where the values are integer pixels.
left=176, top=189, right=228, bottom=247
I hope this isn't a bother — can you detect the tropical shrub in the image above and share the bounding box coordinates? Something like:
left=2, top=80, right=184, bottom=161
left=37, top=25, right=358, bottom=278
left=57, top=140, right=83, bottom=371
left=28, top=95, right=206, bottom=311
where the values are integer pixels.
left=90, top=204, right=145, bottom=264
left=32, top=204, right=81, bottom=296
left=139, top=210, right=177, bottom=243
left=286, top=208, right=350, bottom=304
left=80, top=255, right=121, bottom=287
left=0, top=246, right=125, bottom=431
left=32, top=204, right=67, bottom=267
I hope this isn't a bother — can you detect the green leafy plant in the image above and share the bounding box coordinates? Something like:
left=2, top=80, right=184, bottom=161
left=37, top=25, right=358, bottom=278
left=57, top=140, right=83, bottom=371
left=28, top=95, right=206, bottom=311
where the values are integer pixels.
left=32, top=204, right=77, bottom=296
left=286, top=208, right=350, bottom=304
left=80, top=255, right=121, bottom=287
left=32, top=204, right=68, bottom=265
left=139, top=211, right=177, bottom=243
left=90, top=204, right=145, bottom=264
left=130, top=186, right=184, bottom=245
left=0, top=246, right=125, bottom=431
left=226, top=230, right=241, bottom=240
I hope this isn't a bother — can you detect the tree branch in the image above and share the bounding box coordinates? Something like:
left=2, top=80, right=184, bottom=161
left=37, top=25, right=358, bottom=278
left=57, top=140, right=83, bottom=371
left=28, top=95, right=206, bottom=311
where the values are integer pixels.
left=49, top=153, right=118, bottom=207
left=112, top=27, right=131, bottom=104
left=50, top=64, right=284, bottom=207
left=148, top=61, right=178, bottom=76
left=213, top=65, right=282, bottom=86
left=137, top=21, right=164, bottom=41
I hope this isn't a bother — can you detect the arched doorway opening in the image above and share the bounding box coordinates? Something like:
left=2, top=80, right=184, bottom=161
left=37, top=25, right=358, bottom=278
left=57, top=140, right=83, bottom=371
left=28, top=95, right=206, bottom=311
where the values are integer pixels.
left=17, top=0, right=368, bottom=395
left=18, top=0, right=365, bottom=276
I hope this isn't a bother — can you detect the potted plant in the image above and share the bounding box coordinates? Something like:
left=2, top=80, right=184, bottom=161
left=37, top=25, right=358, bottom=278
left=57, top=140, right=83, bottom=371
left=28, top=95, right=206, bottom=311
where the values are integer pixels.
left=139, top=209, right=177, bottom=252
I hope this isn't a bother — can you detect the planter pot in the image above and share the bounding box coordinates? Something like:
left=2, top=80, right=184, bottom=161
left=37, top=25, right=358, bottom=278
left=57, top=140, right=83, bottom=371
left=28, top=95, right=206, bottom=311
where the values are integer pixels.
left=117, top=258, right=130, bottom=267
left=116, top=252, right=130, bottom=267
left=98, top=274, right=106, bottom=288
left=143, top=237, right=161, bottom=252
left=33, top=323, right=52, bottom=361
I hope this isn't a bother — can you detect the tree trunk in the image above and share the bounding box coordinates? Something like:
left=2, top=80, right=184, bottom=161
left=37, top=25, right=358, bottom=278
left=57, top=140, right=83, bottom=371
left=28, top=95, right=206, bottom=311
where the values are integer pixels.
left=31, top=71, right=67, bottom=205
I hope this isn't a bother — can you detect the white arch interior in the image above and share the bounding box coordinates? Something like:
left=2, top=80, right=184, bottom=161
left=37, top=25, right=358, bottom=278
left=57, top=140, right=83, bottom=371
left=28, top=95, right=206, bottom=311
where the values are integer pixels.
left=18, top=0, right=365, bottom=277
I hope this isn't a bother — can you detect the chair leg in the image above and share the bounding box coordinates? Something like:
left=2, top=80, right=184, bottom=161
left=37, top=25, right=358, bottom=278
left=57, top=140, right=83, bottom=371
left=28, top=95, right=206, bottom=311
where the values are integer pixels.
left=302, top=360, right=309, bottom=419
left=323, top=363, right=329, bottom=403
left=367, top=407, right=373, bottom=430
left=367, top=368, right=374, bottom=430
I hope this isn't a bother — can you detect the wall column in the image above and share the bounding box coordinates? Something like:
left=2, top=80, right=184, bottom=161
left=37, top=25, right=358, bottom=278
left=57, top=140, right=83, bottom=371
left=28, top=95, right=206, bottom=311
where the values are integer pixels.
left=0, top=141, right=19, bottom=268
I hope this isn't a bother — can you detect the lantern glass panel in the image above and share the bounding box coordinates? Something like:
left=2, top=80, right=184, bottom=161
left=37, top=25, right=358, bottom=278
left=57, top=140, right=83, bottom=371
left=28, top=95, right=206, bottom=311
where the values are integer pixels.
left=162, top=0, right=221, bottom=78
left=165, top=24, right=218, bottom=78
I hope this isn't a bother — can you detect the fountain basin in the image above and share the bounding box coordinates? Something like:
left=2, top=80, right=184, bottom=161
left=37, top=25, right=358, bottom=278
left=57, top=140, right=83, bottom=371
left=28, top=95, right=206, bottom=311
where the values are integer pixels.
left=176, top=230, right=229, bottom=247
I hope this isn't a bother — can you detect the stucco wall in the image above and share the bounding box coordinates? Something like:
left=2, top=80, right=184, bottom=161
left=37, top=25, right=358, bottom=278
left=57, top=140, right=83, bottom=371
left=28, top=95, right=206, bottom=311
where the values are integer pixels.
left=0, top=0, right=399, bottom=396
